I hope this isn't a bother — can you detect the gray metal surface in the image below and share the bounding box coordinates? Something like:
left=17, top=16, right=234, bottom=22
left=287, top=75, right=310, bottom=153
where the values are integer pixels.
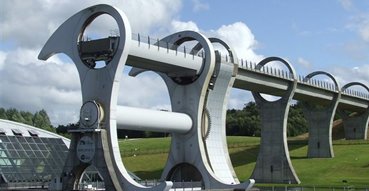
left=150, top=31, right=254, bottom=190
left=116, top=105, right=192, bottom=133
left=202, top=38, right=240, bottom=184
left=38, top=4, right=172, bottom=191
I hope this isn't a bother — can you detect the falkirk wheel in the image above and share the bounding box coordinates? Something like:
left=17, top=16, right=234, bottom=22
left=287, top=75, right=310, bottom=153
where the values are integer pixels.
left=38, top=4, right=255, bottom=191
left=37, top=3, right=369, bottom=191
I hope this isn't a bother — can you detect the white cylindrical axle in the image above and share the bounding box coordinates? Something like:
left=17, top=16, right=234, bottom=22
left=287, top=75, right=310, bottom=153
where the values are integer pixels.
left=116, top=106, right=192, bottom=134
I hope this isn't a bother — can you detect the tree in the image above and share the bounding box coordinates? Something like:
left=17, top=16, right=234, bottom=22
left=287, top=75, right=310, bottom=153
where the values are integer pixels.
left=56, top=123, right=78, bottom=139
left=33, top=110, right=55, bottom=132
left=20, top=111, right=34, bottom=126
left=287, top=103, right=308, bottom=137
left=226, top=102, right=261, bottom=136
left=0, top=108, right=6, bottom=119
left=6, top=108, right=25, bottom=124
left=225, top=101, right=307, bottom=137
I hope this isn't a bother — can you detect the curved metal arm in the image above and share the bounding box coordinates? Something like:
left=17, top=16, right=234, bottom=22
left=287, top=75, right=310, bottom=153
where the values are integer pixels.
left=191, top=37, right=238, bottom=64
left=253, top=56, right=297, bottom=103
left=304, top=71, right=340, bottom=91
left=341, top=82, right=369, bottom=93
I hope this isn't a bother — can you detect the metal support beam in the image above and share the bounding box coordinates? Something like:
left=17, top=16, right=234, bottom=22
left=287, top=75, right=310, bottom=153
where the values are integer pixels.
left=116, top=105, right=192, bottom=134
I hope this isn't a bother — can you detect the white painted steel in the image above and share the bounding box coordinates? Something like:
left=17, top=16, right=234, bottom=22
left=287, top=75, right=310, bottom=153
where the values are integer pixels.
left=116, top=105, right=192, bottom=133
left=127, top=42, right=203, bottom=77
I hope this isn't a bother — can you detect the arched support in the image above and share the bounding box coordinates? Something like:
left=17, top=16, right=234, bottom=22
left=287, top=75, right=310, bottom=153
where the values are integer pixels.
left=152, top=31, right=254, bottom=190
left=38, top=4, right=172, bottom=191
left=339, top=82, right=369, bottom=140
left=192, top=38, right=240, bottom=183
left=302, top=71, right=341, bottom=158
left=250, top=57, right=301, bottom=184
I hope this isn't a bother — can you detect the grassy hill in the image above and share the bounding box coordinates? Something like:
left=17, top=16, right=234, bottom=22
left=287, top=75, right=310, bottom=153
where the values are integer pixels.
left=120, top=136, right=369, bottom=187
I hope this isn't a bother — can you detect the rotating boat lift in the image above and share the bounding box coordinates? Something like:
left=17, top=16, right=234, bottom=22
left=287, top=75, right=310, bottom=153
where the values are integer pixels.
left=38, top=3, right=369, bottom=191
left=38, top=4, right=254, bottom=191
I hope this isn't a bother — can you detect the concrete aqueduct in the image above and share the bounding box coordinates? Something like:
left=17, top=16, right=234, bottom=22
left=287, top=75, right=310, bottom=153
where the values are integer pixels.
left=38, top=4, right=369, bottom=191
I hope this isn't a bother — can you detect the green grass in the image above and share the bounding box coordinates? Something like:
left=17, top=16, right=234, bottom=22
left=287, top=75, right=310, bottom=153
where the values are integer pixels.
left=290, top=144, right=369, bottom=187
left=120, top=136, right=369, bottom=187
left=119, top=137, right=171, bottom=156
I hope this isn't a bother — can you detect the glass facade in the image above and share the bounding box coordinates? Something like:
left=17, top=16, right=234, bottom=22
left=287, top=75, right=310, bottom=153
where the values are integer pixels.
left=0, top=134, right=68, bottom=187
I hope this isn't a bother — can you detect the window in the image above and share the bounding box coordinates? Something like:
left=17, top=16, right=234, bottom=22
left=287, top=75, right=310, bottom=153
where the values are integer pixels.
left=28, top=130, right=38, bottom=137
left=11, top=129, right=22, bottom=136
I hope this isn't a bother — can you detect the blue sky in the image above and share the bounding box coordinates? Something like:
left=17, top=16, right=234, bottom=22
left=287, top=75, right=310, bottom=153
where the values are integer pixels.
left=178, top=0, right=369, bottom=72
left=1, top=0, right=369, bottom=125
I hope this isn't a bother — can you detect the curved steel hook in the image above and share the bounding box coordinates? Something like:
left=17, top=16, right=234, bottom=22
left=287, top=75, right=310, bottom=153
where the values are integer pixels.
left=256, top=56, right=297, bottom=80
left=341, top=82, right=369, bottom=93
left=253, top=56, right=297, bottom=103
left=159, top=30, right=216, bottom=84
left=304, top=71, right=340, bottom=91
left=191, top=37, right=238, bottom=64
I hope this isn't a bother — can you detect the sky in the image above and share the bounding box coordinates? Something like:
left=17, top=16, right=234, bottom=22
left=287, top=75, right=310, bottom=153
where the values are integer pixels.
left=1, top=0, right=369, bottom=126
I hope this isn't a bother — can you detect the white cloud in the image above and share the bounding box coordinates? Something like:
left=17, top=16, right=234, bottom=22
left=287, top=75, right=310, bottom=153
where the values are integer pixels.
left=171, top=20, right=200, bottom=32
left=339, top=0, right=354, bottom=11
left=358, top=23, right=369, bottom=42
left=118, top=70, right=171, bottom=110
left=0, top=0, right=182, bottom=48
left=0, top=48, right=81, bottom=125
left=169, top=20, right=263, bottom=63
left=120, top=0, right=182, bottom=34
left=332, top=65, right=369, bottom=87
left=228, top=89, right=253, bottom=109
left=0, top=0, right=181, bottom=125
left=1, top=0, right=266, bottom=126
left=192, top=0, right=209, bottom=12
left=346, top=14, right=369, bottom=43
left=212, top=22, right=264, bottom=63
left=169, top=20, right=263, bottom=108
left=0, top=52, right=7, bottom=70
left=297, top=57, right=311, bottom=69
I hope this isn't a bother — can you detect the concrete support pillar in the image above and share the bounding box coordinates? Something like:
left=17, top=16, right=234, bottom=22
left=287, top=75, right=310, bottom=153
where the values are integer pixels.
left=250, top=57, right=300, bottom=184
left=302, top=103, right=337, bottom=158
left=339, top=82, right=369, bottom=140
left=341, top=110, right=369, bottom=140
left=302, top=71, right=340, bottom=158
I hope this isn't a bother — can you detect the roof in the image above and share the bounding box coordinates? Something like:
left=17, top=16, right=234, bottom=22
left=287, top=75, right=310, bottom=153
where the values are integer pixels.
left=0, top=119, right=70, bottom=147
